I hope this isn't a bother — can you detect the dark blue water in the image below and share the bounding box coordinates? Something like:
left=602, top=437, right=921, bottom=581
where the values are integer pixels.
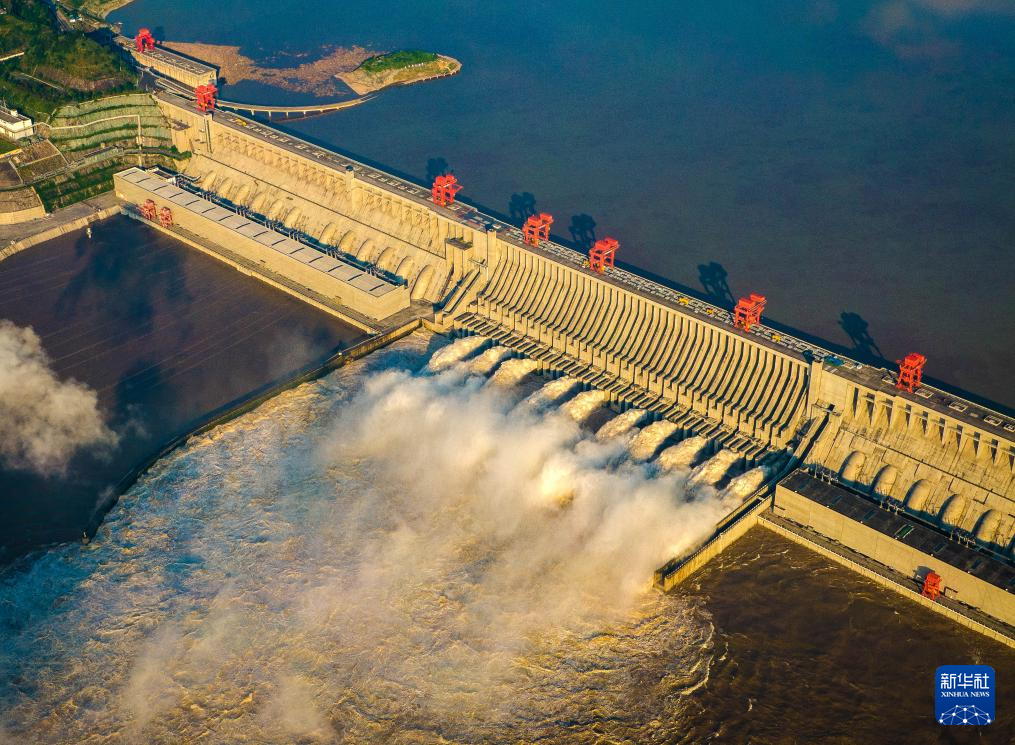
left=114, top=0, right=1015, bottom=408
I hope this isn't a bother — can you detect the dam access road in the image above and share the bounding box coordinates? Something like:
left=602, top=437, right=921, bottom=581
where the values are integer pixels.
left=109, top=90, right=1015, bottom=643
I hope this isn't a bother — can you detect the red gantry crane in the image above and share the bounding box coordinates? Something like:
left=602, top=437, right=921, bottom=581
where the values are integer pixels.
left=195, top=83, right=218, bottom=112
left=522, top=213, right=553, bottom=246
left=921, top=571, right=942, bottom=601
left=135, top=28, right=155, bottom=53
left=158, top=206, right=173, bottom=228
left=140, top=199, right=157, bottom=221
left=431, top=174, right=462, bottom=206
left=733, top=293, right=766, bottom=332
left=896, top=352, right=927, bottom=393
left=588, top=237, right=618, bottom=273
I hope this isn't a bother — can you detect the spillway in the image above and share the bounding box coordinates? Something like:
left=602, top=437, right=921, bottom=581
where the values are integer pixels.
left=561, top=390, right=608, bottom=424
left=657, top=436, right=710, bottom=471
left=427, top=335, right=489, bottom=372
left=518, top=376, right=581, bottom=413
left=723, top=467, right=770, bottom=501
left=489, top=357, right=539, bottom=386
left=469, top=345, right=513, bottom=376
left=629, top=421, right=680, bottom=461
left=597, top=409, right=649, bottom=441
left=689, top=450, right=740, bottom=488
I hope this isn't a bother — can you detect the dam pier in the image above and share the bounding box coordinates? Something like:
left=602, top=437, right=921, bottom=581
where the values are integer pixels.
left=111, top=91, right=1015, bottom=645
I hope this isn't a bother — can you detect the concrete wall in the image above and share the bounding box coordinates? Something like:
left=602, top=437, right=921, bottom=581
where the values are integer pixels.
left=463, top=241, right=811, bottom=449
left=772, top=483, right=1014, bottom=624
left=805, top=365, right=1015, bottom=555
left=114, top=170, right=409, bottom=320
left=155, top=97, right=479, bottom=306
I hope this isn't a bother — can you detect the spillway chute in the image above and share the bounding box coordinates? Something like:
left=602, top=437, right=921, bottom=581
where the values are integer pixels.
left=629, top=420, right=679, bottom=461
left=426, top=335, right=490, bottom=372
left=489, top=358, right=539, bottom=386
left=722, top=466, right=770, bottom=502
left=596, top=409, right=649, bottom=441
left=469, top=346, right=513, bottom=376
left=518, top=377, right=581, bottom=413
left=657, top=436, right=709, bottom=471
left=688, top=449, right=739, bottom=488
left=561, top=390, right=608, bottom=425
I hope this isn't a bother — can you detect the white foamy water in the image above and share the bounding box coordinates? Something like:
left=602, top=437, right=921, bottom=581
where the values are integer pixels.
left=488, top=357, right=538, bottom=386
left=518, top=376, right=580, bottom=411
left=629, top=420, right=679, bottom=461
left=560, top=389, right=607, bottom=424
left=723, top=466, right=770, bottom=501
left=468, top=345, right=513, bottom=375
left=596, top=409, right=648, bottom=441
left=689, top=449, right=740, bottom=488
left=657, top=435, right=709, bottom=471
left=426, top=334, right=488, bottom=371
left=0, top=335, right=730, bottom=744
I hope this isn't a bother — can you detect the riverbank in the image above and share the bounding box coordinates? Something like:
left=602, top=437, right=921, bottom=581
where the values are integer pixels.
left=163, top=41, right=377, bottom=98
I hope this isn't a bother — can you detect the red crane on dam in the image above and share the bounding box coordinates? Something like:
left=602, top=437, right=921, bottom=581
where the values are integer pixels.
left=140, top=198, right=157, bottom=221
left=896, top=352, right=926, bottom=393
left=135, top=28, right=156, bottom=53
left=921, top=571, right=942, bottom=601
left=196, top=83, right=218, bottom=112
left=523, top=213, right=553, bottom=246
left=431, top=174, right=462, bottom=206
left=588, top=237, right=619, bottom=273
left=733, top=293, right=767, bottom=332
left=158, top=206, right=174, bottom=228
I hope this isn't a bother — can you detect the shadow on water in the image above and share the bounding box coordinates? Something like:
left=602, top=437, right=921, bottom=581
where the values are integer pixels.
left=425, top=157, right=450, bottom=185
left=698, top=261, right=734, bottom=305
left=509, top=192, right=538, bottom=222
left=838, top=311, right=886, bottom=366
left=568, top=214, right=597, bottom=250
left=57, top=232, right=191, bottom=333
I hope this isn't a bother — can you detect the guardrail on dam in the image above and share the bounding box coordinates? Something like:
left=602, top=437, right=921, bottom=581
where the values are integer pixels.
left=126, top=92, right=1013, bottom=635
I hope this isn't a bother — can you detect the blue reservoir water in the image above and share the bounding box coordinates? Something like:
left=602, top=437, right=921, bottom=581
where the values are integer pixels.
left=114, top=0, right=1015, bottom=408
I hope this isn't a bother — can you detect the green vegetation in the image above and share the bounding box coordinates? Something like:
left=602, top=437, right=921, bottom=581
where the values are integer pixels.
left=360, top=50, right=438, bottom=74
left=0, top=0, right=135, bottom=118
left=0, top=138, right=19, bottom=154
left=34, top=160, right=121, bottom=211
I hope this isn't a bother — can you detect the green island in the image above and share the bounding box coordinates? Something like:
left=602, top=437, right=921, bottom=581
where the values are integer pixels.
left=360, top=50, right=438, bottom=74
left=338, top=49, right=461, bottom=95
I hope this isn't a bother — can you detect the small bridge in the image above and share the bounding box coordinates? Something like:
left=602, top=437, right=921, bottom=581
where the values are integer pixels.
left=215, top=95, right=374, bottom=118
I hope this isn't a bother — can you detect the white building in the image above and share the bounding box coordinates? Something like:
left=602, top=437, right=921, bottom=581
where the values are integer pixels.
left=0, top=104, right=35, bottom=140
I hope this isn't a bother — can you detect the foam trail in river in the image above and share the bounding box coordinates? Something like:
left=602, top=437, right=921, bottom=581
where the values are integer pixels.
left=0, top=334, right=723, bottom=744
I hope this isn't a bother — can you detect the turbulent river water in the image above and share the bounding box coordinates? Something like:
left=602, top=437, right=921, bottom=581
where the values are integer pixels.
left=2, top=335, right=1012, bottom=743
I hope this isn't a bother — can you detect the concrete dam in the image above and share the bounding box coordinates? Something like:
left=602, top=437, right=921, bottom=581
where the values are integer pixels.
left=114, top=92, right=1015, bottom=643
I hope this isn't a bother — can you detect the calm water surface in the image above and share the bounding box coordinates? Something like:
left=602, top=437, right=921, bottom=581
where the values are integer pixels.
left=115, top=0, right=1015, bottom=408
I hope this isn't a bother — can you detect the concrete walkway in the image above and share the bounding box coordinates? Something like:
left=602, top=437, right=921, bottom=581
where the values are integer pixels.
left=0, top=192, right=120, bottom=249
